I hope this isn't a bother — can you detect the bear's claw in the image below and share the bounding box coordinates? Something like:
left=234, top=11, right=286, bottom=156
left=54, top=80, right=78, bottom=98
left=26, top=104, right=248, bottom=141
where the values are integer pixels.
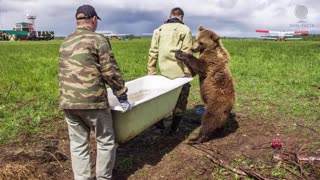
left=175, top=50, right=187, bottom=60
left=188, top=135, right=210, bottom=144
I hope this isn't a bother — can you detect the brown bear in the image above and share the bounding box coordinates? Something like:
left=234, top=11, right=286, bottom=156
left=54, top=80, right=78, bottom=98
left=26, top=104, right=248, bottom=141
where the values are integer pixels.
left=175, top=26, right=236, bottom=143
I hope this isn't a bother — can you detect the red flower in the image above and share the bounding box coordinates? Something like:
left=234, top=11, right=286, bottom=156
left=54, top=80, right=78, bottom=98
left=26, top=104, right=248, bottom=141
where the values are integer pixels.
left=271, top=138, right=282, bottom=149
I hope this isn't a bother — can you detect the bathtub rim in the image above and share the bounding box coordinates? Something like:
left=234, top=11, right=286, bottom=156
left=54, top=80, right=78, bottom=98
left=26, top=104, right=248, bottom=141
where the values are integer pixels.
left=107, top=75, right=193, bottom=112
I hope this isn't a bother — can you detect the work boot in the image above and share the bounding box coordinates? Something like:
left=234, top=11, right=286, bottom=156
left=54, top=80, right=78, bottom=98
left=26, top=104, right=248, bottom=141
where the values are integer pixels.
left=170, top=115, right=182, bottom=133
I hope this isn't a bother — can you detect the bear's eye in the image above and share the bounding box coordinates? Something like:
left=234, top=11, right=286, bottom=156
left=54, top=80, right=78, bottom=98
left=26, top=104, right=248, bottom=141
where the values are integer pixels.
left=199, top=42, right=204, bottom=46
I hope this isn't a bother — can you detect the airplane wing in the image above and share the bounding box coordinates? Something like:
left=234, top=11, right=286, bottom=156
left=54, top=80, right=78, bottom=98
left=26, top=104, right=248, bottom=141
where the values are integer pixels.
left=284, top=38, right=303, bottom=40
left=284, top=30, right=308, bottom=39
left=256, top=29, right=308, bottom=40
left=256, top=29, right=270, bottom=33
left=256, top=30, right=308, bottom=35
left=283, top=30, right=308, bottom=36
left=256, top=30, right=281, bottom=37
left=141, top=33, right=153, bottom=36
left=256, top=30, right=280, bottom=34
left=293, top=30, right=309, bottom=35
left=256, top=30, right=280, bottom=40
left=259, top=37, right=278, bottom=40
left=96, top=31, right=131, bottom=38
left=114, top=34, right=130, bottom=37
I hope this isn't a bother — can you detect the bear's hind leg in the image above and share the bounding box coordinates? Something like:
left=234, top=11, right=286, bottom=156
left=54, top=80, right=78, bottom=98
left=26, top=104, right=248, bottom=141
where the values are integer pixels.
left=194, top=105, right=229, bottom=143
left=188, top=110, right=214, bottom=143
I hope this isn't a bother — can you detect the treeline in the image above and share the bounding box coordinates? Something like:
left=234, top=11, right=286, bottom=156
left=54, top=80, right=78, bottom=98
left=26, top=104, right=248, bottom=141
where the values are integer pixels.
left=302, top=34, right=320, bottom=41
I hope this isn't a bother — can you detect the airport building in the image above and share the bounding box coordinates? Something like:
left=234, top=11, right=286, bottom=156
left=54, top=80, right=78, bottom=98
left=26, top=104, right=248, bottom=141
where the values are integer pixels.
left=0, top=17, right=54, bottom=41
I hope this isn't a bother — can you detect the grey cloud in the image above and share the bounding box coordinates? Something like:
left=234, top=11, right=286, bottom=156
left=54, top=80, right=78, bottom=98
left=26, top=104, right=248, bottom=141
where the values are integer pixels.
left=255, top=0, right=272, bottom=10
left=44, top=6, right=75, bottom=18
left=185, top=15, right=250, bottom=37
left=97, top=8, right=166, bottom=35
left=273, top=7, right=287, bottom=17
left=216, top=0, right=238, bottom=9
left=99, top=8, right=165, bottom=24
left=5, top=0, right=36, bottom=2
left=0, top=0, right=319, bottom=37
left=0, top=3, right=24, bottom=13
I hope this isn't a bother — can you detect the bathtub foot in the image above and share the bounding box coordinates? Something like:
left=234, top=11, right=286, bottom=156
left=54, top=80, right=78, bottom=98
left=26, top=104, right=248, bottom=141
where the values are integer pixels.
left=168, top=128, right=179, bottom=135
left=170, top=115, right=182, bottom=133
left=154, top=120, right=165, bottom=129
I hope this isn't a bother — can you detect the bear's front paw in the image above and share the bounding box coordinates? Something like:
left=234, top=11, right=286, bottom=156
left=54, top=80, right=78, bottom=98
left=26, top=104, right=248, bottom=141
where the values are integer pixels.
left=175, top=50, right=188, bottom=61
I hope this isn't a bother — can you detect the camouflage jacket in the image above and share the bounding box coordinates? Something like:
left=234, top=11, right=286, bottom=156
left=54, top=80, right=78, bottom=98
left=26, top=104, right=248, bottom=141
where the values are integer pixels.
left=58, top=25, right=127, bottom=109
left=148, top=18, right=193, bottom=79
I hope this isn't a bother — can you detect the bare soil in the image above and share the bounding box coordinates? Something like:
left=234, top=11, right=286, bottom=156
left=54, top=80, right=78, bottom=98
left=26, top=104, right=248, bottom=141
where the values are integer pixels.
left=1, top=105, right=319, bottom=180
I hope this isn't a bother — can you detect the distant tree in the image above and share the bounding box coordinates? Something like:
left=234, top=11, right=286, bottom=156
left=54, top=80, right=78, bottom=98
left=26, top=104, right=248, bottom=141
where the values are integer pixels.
left=302, top=34, right=320, bottom=41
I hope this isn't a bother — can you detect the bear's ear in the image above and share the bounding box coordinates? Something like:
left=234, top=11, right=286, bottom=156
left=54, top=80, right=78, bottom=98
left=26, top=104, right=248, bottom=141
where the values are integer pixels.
left=211, top=33, right=220, bottom=41
left=199, top=26, right=205, bottom=31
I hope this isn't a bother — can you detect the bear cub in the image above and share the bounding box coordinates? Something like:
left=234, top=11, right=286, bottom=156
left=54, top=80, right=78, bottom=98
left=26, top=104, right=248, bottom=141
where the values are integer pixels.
left=175, top=26, right=236, bottom=143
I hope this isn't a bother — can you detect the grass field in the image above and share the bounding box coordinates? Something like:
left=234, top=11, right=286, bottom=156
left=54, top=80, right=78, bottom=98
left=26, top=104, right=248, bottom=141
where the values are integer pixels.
left=0, top=39, right=319, bottom=144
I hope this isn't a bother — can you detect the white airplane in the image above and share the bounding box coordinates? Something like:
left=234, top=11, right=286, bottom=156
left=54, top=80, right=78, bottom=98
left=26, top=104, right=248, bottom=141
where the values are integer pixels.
left=256, top=29, right=309, bottom=41
left=141, top=33, right=153, bottom=36
left=97, top=30, right=131, bottom=39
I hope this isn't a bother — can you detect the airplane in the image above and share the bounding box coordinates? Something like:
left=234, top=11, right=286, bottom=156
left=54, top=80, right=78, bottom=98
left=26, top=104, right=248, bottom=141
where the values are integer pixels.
left=256, top=29, right=309, bottom=41
left=141, top=33, right=153, bottom=36
left=97, top=30, right=131, bottom=40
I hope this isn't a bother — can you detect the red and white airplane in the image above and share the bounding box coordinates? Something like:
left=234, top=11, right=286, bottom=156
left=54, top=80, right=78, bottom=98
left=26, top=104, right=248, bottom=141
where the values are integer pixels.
left=256, top=29, right=309, bottom=41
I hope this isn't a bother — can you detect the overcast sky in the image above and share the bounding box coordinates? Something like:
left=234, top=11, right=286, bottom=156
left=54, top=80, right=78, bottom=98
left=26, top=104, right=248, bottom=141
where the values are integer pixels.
left=0, top=0, right=319, bottom=37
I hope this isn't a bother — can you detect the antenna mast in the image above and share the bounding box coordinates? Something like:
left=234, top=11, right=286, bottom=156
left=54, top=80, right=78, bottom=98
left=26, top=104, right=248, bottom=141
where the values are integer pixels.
left=27, top=15, right=36, bottom=32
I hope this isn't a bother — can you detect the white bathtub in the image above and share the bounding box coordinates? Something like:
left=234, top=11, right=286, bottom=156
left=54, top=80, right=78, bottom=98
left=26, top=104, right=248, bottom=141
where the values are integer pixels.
left=107, top=75, right=193, bottom=143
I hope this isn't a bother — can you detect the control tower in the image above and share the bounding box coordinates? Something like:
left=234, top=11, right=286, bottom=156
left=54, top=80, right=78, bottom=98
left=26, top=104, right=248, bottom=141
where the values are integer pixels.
left=27, top=15, right=36, bottom=32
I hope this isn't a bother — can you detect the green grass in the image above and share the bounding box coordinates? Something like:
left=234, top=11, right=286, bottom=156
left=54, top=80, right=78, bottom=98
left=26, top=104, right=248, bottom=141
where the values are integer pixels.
left=0, top=39, right=319, bottom=143
left=225, top=40, right=319, bottom=121
left=0, top=41, right=61, bottom=143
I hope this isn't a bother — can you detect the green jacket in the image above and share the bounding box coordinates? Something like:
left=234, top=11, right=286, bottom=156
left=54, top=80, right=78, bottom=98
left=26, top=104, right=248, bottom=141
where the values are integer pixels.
left=58, top=25, right=127, bottom=109
left=148, top=19, right=193, bottom=79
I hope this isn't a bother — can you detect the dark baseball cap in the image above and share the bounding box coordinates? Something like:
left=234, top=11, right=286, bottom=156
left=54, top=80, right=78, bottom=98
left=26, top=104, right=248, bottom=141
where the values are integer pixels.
left=75, top=5, right=101, bottom=20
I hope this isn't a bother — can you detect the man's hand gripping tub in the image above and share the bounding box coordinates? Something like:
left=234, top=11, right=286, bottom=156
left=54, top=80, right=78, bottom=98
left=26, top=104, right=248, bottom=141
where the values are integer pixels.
left=117, top=94, right=132, bottom=112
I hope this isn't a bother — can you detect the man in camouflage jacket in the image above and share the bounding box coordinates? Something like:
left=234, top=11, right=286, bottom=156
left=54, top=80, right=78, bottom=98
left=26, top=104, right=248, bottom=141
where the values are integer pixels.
left=58, top=5, right=130, bottom=180
left=148, top=7, right=193, bottom=133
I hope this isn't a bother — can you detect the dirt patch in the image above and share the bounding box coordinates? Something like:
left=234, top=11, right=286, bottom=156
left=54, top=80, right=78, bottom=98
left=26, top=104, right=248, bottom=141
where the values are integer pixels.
left=114, top=110, right=320, bottom=180
left=0, top=106, right=319, bottom=179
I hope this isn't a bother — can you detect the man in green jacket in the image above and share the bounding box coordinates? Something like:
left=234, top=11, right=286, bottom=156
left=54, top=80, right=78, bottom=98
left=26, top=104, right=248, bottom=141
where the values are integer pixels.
left=58, top=5, right=131, bottom=179
left=148, top=7, right=193, bottom=133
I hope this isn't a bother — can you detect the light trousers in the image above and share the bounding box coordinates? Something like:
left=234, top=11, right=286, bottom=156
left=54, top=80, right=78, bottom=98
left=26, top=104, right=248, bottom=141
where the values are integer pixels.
left=64, top=109, right=116, bottom=180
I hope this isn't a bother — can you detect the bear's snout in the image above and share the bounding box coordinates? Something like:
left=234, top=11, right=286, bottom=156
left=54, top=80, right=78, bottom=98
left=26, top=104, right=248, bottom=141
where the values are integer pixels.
left=191, top=42, right=201, bottom=53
